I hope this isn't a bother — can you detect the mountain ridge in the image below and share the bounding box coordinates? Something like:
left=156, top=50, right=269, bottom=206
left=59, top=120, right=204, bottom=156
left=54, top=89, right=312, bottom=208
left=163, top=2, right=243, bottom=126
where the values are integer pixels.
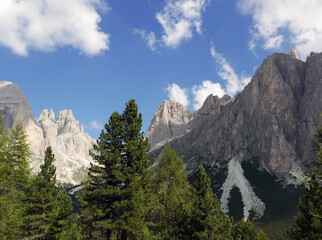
left=0, top=81, right=94, bottom=185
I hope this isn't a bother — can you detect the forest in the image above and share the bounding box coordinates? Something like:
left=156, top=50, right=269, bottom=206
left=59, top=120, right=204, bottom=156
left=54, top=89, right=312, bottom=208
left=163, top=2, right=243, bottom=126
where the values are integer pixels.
left=0, top=99, right=321, bottom=240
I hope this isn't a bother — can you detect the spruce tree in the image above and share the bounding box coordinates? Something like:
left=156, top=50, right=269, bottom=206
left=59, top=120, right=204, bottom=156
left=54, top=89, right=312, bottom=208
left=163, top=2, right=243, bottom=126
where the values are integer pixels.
left=80, top=111, right=124, bottom=239
left=0, top=122, right=31, bottom=239
left=154, top=146, right=192, bottom=240
left=191, top=165, right=232, bottom=240
left=23, top=146, right=78, bottom=239
left=80, top=99, right=153, bottom=239
left=289, top=122, right=322, bottom=239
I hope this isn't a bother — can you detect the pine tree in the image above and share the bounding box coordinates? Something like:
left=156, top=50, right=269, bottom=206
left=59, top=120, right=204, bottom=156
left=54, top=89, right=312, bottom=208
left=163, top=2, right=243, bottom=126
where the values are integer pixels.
left=80, top=99, right=153, bottom=239
left=289, top=122, right=322, bottom=239
left=154, top=146, right=192, bottom=240
left=232, top=219, right=259, bottom=240
left=190, top=165, right=232, bottom=240
left=23, top=146, right=78, bottom=239
left=0, top=121, right=31, bottom=239
left=80, top=111, right=124, bottom=239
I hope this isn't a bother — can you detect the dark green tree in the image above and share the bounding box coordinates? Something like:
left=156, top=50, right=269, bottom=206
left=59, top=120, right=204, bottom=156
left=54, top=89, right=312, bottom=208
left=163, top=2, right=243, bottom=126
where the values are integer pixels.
left=80, top=111, right=124, bottom=239
left=154, top=146, right=192, bottom=240
left=232, top=219, right=259, bottom=240
left=0, top=122, right=31, bottom=239
left=190, top=165, right=232, bottom=240
left=289, top=122, right=322, bottom=239
left=80, top=99, right=153, bottom=239
left=23, top=146, right=79, bottom=239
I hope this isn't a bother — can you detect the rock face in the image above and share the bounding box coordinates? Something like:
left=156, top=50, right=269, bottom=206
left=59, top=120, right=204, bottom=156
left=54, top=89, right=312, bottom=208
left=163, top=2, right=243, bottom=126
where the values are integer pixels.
left=145, top=98, right=193, bottom=151
left=149, top=51, right=322, bottom=182
left=0, top=81, right=94, bottom=185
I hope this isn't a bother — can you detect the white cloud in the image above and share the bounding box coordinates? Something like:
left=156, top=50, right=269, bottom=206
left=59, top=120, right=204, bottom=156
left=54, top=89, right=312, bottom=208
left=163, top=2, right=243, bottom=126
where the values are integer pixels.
left=167, top=46, right=251, bottom=111
left=191, top=80, right=225, bottom=110
left=157, top=0, right=210, bottom=48
left=137, top=0, right=209, bottom=50
left=166, top=83, right=190, bottom=107
left=0, top=0, right=110, bottom=56
left=133, top=29, right=158, bottom=51
left=89, top=120, right=102, bottom=130
left=210, top=45, right=251, bottom=95
left=237, top=0, right=322, bottom=59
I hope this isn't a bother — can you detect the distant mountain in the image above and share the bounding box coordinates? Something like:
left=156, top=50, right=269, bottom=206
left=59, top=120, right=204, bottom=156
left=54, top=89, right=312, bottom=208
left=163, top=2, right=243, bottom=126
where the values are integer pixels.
left=0, top=81, right=94, bottom=185
left=145, top=98, right=193, bottom=152
left=147, top=50, right=322, bottom=220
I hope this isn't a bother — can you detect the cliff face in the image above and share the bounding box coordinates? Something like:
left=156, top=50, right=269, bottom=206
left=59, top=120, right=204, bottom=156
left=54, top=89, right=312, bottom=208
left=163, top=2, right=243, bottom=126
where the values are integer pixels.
left=145, top=98, right=193, bottom=151
left=0, top=81, right=94, bottom=185
left=149, top=51, right=322, bottom=182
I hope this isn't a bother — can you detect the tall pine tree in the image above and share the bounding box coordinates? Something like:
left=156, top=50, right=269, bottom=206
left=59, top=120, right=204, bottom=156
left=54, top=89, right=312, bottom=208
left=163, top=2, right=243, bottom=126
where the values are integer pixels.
left=154, top=146, right=192, bottom=240
left=190, top=165, right=232, bottom=240
left=80, top=99, right=153, bottom=240
left=289, top=121, right=322, bottom=239
left=23, top=146, right=78, bottom=239
left=0, top=122, right=31, bottom=239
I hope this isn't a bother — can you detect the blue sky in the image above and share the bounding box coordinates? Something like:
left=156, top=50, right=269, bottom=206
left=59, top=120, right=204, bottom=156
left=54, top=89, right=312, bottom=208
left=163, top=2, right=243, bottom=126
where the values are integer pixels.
left=1, top=0, right=321, bottom=139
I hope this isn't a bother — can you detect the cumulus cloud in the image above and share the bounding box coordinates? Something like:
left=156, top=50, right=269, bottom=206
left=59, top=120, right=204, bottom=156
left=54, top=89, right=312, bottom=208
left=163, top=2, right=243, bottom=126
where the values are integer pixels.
left=210, top=45, right=251, bottom=95
left=166, top=83, right=190, bottom=107
left=167, top=46, right=251, bottom=110
left=191, top=80, right=225, bottom=110
left=133, top=29, right=158, bottom=51
left=0, top=0, right=110, bottom=56
left=89, top=120, right=102, bottom=130
left=156, top=0, right=210, bottom=48
left=237, top=0, right=322, bottom=59
left=137, top=0, right=210, bottom=50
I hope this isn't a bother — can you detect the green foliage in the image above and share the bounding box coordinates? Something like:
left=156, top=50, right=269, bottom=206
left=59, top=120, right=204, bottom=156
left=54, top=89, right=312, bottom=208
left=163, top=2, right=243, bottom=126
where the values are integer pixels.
left=0, top=120, right=31, bottom=239
left=232, top=219, right=259, bottom=240
left=289, top=122, right=322, bottom=240
left=80, top=99, right=153, bottom=239
left=258, top=229, right=269, bottom=240
left=153, top=146, right=193, bottom=240
left=191, top=165, right=232, bottom=240
left=23, top=146, right=79, bottom=239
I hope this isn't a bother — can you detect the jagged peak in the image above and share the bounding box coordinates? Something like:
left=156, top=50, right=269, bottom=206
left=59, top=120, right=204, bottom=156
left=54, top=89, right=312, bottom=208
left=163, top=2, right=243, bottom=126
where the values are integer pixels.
left=38, top=108, right=55, bottom=122
left=288, top=49, right=299, bottom=59
left=57, top=109, right=75, bottom=119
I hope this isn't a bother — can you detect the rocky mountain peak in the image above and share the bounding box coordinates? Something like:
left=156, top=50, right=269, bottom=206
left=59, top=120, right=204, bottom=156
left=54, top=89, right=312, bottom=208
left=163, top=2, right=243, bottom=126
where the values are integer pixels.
left=56, top=109, right=82, bottom=135
left=39, top=108, right=55, bottom=123
left=150, top=51, right=322, bottom=184
left=146, top=98, right=193, bottom=151
left=198, top=94, right=231, bottom=115
left=288, top=49, right=299, bottom=59
left=0, top=81, right=95, bottom=185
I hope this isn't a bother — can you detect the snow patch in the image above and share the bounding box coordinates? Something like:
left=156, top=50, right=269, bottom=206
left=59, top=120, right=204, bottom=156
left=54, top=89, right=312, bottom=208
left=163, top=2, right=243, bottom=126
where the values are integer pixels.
left=220, top=157, right=265, bottom=220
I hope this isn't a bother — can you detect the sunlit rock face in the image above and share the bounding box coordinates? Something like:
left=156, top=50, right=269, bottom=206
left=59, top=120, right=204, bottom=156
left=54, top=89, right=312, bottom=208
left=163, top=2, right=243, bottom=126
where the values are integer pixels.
left=145, top=98, right=193, bottom=152
left=0, top=81, right=94, bottom=185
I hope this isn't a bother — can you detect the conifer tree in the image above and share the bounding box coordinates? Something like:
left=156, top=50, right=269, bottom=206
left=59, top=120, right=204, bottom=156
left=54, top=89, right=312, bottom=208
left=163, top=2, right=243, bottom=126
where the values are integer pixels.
left=231, top=219, right=259, bottom=240
left=191, top=165, right=232, bottom=240
left=80, top=99, right=153, bottom=239
left=23, top=146, right=78, bottom=239
left=0, top=121, right=31, bottom=239
left=154, top=146, right=192, bottom=240
left=289, top=122, right=322, bottom=239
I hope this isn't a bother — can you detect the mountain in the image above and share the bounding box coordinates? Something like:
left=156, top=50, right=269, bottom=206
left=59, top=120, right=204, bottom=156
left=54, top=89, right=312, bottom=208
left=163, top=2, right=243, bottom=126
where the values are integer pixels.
left=147, top=50, right=322, bottom=221
left=145, top=98, right=193, bottom=152
left=0, top=81, right=94, bottom=185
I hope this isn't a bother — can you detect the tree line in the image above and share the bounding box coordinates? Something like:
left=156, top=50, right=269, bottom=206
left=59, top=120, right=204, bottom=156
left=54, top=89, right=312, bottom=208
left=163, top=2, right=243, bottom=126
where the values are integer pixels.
left=0, top=99, right=321, bottom=239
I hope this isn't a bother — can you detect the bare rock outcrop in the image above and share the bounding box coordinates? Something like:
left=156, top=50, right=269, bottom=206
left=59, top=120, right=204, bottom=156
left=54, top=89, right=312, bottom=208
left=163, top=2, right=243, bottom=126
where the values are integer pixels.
left=0, top=81, right=94, bottom=185
left=145, top=98, right=193, bottom=151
